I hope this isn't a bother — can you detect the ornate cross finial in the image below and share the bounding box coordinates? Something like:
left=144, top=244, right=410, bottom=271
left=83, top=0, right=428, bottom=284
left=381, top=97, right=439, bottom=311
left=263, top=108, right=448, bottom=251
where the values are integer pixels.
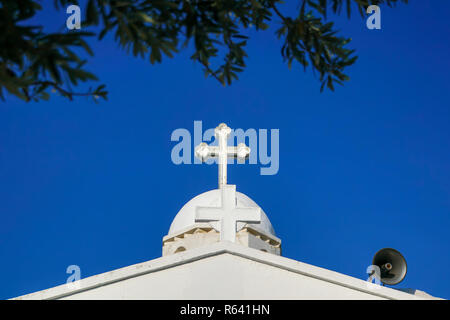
left=194, top=123, right=260, bottom=242
left=195, top=123, right=250, bottom=188
left=195, top=185, right=261, bottom=242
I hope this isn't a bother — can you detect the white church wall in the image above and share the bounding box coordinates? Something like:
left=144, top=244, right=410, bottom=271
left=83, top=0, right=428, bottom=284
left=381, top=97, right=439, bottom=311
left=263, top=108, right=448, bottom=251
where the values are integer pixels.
left=14, top=242, right=432, bottom=300
left=60, top=253, right=386, bottom=300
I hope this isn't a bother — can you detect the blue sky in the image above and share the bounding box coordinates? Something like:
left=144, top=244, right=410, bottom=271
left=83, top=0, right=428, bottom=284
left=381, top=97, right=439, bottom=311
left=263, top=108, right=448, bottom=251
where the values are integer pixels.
left=1, top=1, right=449, bottom=299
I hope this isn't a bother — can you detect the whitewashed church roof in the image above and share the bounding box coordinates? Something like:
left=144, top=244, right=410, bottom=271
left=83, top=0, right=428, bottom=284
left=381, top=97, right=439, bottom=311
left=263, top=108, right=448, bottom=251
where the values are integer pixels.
left=11, top=123, right=443, bottom=300
left=11, top=242, right=441, bottom=300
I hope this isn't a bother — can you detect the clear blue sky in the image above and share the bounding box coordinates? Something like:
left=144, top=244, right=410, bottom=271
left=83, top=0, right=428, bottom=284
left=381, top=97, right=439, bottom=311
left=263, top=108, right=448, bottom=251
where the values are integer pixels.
left=1, top=1, right=449, bottom=299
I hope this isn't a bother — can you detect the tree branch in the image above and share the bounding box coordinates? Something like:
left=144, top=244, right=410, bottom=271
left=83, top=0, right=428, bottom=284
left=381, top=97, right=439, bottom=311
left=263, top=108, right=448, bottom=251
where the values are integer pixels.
left=29, top=81, right=99, bottom=101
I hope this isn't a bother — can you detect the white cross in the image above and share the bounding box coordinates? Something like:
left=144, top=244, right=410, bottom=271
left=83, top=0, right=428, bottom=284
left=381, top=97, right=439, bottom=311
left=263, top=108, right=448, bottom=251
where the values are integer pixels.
left=194, top=123, right=261, bottom=242
left=195, top=123, right=250, bottom=189
left=195, top=184, right=261, bottom=242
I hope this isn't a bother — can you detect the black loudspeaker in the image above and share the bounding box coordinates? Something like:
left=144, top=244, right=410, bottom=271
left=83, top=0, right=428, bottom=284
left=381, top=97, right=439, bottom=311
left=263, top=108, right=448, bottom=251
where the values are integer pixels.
left=372, top=248, right=407, bottom=285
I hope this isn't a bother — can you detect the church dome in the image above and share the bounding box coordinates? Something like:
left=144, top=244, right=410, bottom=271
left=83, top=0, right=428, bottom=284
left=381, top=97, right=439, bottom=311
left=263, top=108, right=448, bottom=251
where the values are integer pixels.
left=168, top=189, right=276, bottom=237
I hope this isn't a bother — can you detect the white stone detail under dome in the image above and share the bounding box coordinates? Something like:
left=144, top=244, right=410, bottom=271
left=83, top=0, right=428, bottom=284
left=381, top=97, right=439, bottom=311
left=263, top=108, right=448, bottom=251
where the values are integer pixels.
left=168, top=189, right=276, bottom=237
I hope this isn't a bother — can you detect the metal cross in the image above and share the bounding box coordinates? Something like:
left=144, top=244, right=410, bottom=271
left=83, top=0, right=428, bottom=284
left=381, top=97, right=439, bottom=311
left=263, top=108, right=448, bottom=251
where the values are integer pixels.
left=194, top=123, right=250, bottom=189
left=195, top=184, right=261, bottom=242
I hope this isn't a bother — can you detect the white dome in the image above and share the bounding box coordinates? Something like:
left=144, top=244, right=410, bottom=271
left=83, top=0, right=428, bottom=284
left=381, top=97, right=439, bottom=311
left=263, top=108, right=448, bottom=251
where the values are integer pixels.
left=168, top=189, right=275, bottom=236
